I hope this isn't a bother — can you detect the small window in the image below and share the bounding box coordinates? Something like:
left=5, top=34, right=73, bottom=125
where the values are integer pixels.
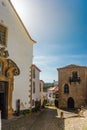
left=33, top=82, right=35, bottom=93
left=49, top=93, right=51, bottom=97
left=32, top=68, right=35, bottom=78
left=64, top=84, right=69, bottom=94
left=32, top=99, right=35, bottom=106
left=40, top=83, right=41, bottom=92
left=0, top=24, right=7, bottom=46
left=0, top=62, right=3, bottom=75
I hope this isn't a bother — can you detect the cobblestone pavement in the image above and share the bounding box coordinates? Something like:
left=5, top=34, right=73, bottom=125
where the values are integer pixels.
left=29, top=107, right=61, bottom=130
left=2, top=107, right=64, bottom=130
left=2, top=110, right=44, bottom=130
left=2, top=106, right=87, bottom=130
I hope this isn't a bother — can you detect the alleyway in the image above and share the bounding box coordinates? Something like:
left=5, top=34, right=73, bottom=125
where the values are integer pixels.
left=29, top=107, right=59, bottom=130
left=2, top=107, right=61, bottom=130
left=2, top=106, right=87, bottom=130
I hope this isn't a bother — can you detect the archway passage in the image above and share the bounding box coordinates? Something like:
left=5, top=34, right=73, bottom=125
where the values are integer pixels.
left=0, top=81, right=8, bottom=119
left=55, top=100, right=59, bottom=108
left=67, top=97, right=74, bottom=109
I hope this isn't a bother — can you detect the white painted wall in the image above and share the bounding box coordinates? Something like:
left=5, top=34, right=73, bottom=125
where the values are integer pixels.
left=47, top=88, right=55, bottom=105
left=0, top=0, right=35, bottom=110
left=32, top=66, right=40, bottom=108
left=40, top=81, right=44, bottom=106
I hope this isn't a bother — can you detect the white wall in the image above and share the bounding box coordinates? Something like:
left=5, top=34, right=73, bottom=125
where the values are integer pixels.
left=32, top=66, right=40, bottom=108
left=0, top=0, right=34, bottom=110
left=40, top=81, right=44, bottom=106
left=47, top=89, right=55, bottom=105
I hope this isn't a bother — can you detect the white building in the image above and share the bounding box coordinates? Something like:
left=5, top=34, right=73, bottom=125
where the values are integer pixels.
left=40, top=80, right=44, bottom=106
left=47, top=86, right=59, bottom=105
left=31, top=64, right=41, bottom=109
left=0, top=0, right=35, bottom=119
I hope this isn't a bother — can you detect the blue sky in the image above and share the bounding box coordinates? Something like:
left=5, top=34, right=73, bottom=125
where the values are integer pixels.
left=11, top=0, right=87, bottom=82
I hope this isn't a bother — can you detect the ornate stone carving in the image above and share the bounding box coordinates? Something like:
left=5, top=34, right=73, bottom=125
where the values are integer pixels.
left=0, top=47, right=9, bottom=58
left=6, top=59, right=20, bottom=77
left=0, top=48, right=20, bottom=118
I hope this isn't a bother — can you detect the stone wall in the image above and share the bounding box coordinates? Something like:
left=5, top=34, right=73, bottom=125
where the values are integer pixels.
left=58, top=64, right=87, bottom=108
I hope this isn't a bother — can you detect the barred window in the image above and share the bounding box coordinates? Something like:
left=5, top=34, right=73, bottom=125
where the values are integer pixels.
left=0, top=24, right=7, bottom=46
left=64, top=84, right=69, bottom=94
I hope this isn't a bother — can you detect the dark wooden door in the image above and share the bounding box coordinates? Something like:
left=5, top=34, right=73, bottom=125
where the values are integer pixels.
left=0, top=81, right=8, bottom=119
left=67, top=97, right=74, bottom=109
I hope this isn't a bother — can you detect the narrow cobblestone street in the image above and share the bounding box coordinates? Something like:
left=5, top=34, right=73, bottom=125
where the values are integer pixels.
left=2, top=107, right=61, bottom=130
left=2, top=106, right=87, bottom=130
left=29, top=107, right=59, bottom=130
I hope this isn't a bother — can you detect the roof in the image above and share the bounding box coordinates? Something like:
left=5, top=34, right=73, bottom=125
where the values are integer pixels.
left=32, top=64, right=41, bottom=72
left=8, top=0, right=36, bottom=44
left=48, top=86, right=59, bottom=93
left=57, top=64, right=87, bottom=70
left=40, top=80, right=44, bottom=83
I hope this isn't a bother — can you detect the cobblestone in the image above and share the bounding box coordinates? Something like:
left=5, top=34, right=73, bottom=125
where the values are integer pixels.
left=2, top=107, right=87, bottom=130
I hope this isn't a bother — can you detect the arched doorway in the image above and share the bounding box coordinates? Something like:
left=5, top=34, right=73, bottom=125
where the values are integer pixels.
left=0, top=48, right=20, bottom=118
left=55, top=100, right=59, bottom=108
left=67, top=97, right=74, bottom=109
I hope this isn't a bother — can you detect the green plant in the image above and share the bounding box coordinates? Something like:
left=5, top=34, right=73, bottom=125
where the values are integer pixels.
left=22, top=109, right=31, bottom=115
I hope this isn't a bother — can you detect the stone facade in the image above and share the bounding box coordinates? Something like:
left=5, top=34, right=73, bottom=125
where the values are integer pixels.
left=57, top=64, right=87, bottom=109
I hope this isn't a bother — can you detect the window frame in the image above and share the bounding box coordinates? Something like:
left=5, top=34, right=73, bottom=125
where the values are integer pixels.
left=64, top=84, right=69, bottom=94
left=0, top=23, right=8, bottom=47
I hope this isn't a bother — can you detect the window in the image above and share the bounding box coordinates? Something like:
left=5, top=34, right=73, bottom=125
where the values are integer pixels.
left=69, top=71, right=80, bottom=84
left=64, top=84, right=69, bottom=94
left=0, top=62, right=2, bottom=75
left=72, top=71, right=78, bottom=79
left=0, top=24, right=7, bottom=46
left=40, top=83, right=41, bottom=92
left=33, top=82, right=35, bottom=93
left=49, top=93, right=51, bottom=97
left=32, top=99, right=35, bottom=106
left=32, top=68, right=35, bottom=78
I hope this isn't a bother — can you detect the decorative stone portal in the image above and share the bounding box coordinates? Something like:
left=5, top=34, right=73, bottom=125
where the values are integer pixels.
left=0, top=81, right=8, bottom=118
left=0, top=48, right=20, bottom=119
left=67, top=97, right=75, bottom=109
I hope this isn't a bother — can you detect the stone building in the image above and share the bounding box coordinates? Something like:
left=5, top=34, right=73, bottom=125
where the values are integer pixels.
left=57, top=64, right=87, bottom=109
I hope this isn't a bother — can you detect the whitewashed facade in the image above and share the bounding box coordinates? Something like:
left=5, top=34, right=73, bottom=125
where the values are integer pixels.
left=47, top=86, right=58, bottom=105
left=31, top=64, right=41, bottom=109
left=0, top=0, right=35, bottom=118
left=40, top=80, right=44, bottom=106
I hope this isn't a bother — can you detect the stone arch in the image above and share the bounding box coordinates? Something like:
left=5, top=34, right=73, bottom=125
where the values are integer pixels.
left=67, top=97, right=75, bottom=109
left=0, top=57, right=20, bottom=119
